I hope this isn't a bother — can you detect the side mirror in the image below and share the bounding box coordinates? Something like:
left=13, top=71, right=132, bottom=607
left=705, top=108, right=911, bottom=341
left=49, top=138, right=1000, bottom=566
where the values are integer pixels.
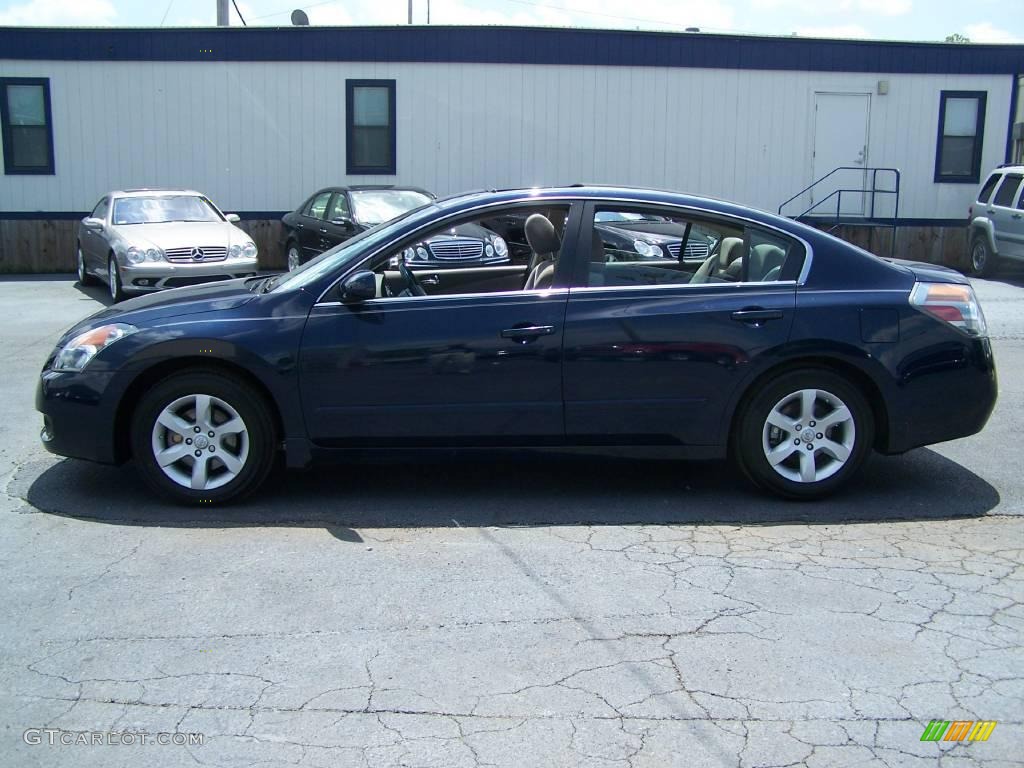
left=340, top=270, right=377, bottom=303
left=225, top=213, right=241, bottom=223
left=82, top=217, right=103, bottom=230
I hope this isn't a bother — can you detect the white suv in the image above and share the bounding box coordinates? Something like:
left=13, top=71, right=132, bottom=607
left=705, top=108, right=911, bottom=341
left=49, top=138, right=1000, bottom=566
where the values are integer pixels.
left=968, top=166, right=1024, bottom=277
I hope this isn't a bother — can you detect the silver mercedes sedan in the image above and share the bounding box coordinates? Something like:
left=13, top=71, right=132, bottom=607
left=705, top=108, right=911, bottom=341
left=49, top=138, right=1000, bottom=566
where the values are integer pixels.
left=76, top=189, right=260, bottom=302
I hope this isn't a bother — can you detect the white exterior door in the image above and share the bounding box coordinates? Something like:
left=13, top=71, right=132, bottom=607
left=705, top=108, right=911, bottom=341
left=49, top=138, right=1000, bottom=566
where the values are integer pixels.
left=812, top=93, right=871, bottom=216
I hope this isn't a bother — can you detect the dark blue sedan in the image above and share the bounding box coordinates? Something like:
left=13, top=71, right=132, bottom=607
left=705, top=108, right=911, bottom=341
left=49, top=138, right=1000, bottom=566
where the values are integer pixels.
left=37, top=186, right=997, bottom=504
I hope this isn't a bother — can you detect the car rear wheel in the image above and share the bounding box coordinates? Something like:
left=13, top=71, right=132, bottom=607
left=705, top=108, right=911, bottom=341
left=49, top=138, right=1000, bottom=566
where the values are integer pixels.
left=77, top=245, right=98, bottom=286
left=108, top=256, right=126, bottom=303
left=286, top=243, right=301, bottom=272
left=130, top=371, right=277, bottom=505
left=969, top=236, right=996, bottom=278
left=733, top=368, right=873, bottom=499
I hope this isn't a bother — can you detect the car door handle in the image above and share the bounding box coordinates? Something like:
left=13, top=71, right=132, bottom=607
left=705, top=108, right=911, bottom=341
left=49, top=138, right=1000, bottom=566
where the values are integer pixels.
left=501, top=324, right=555, bottom=342
left=295, top=223, right=304, bottom=229
left=1012, top=213, right=1022, bottom=220
left=731, top=309, right=784, bottom=325
left=319, top=227, right=328, bottom=234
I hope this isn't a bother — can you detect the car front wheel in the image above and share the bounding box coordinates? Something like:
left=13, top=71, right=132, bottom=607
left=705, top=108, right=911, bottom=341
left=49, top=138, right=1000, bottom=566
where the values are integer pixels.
left=734, top=368, right=873, bottom=499
left=130, top=371, right=277, bottom=505
left=286, top=243, right=301, bottom=272
left=108, top=256, right=126, bottom=303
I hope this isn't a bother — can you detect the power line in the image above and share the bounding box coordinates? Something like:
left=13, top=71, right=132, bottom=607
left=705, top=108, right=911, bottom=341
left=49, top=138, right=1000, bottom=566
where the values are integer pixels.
left=159, top=0, right=176, bottom=27
left=231, top=0, right=248, bottom=25
left=249, top=0, right=347, bottom=22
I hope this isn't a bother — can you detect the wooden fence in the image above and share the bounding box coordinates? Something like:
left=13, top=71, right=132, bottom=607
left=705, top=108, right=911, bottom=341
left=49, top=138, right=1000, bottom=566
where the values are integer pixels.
left=0, top=219, right=286, bottom=273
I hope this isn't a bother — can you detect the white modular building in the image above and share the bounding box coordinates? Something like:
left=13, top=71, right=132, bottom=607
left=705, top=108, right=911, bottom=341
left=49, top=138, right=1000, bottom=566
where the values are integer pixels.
left=0, top=25, right=1021, bottom=270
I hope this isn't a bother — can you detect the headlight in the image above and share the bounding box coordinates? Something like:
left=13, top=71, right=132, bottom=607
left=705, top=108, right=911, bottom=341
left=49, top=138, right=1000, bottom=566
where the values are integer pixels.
left=416, top=246, right=429, bottom=260
left=146, top=248, right=163, bottom=262
left=493, top=237, right=508, bottom=258
left=485, top=244, right=495, bottom=258
left=229, top=244, right=242, bottom=259
left=633, top=240, right=660, bottom=258
left=52, top=323, right=137, bottom=372
left=126, top=247, right=145, bottom=265
left=242, top=241, right=257, bottom=259
left=403, top=247, right=416, bottom=262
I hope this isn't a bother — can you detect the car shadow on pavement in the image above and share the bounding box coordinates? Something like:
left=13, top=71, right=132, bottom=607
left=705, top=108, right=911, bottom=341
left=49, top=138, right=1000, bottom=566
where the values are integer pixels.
left=19, top=445, right=1000, bottom=532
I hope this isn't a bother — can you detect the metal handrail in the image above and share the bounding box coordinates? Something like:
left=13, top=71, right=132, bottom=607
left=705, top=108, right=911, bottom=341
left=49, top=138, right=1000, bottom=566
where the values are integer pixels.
left=778, top=167, right=901, bottom=258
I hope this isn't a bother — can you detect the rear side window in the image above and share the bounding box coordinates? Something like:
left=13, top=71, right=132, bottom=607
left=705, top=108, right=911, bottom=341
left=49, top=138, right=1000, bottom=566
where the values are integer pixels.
left=992, top=174, right=1023, bottom=208
left=585, top=206, right=803, bottom=288
left=977, top=173, right=1000, bottom=204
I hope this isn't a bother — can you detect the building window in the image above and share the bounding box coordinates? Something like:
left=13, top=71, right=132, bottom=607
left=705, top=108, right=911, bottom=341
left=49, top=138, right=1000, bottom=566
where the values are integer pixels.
left=0, top=78, right=54, bottom=175
left=346, top=80, right=396, bottom=175
left=934, top=91, right=986, bottom=184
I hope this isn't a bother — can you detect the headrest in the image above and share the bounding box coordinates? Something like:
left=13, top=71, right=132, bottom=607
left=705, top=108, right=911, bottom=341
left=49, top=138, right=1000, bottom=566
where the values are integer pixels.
left=718, top=237, right=745, bottom=268
left=525, top=214, right=561, bottom=256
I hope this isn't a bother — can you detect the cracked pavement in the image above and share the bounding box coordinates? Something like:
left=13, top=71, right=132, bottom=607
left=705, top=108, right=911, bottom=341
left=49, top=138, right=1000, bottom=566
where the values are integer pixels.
left=1, top=275, right=1022, bottom=767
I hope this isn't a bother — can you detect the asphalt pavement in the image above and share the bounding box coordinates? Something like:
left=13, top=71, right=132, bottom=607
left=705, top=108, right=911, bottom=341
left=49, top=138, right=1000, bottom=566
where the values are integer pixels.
left=0, top=272, right=1022, bottom=767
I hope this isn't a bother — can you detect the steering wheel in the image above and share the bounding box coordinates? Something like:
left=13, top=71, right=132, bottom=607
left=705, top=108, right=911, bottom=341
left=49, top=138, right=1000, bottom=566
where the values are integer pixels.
left=398, top=260, right=427, bottom=297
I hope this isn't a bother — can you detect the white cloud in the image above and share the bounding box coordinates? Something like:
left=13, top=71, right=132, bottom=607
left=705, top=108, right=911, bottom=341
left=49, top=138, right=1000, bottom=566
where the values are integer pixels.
left=753, top=0, right=909, bottom=15
left=0, top=0, right=116, bottom=25
left=795, top=24, right=871, bottom=39
left=964, top=22, right=1021, bottom=43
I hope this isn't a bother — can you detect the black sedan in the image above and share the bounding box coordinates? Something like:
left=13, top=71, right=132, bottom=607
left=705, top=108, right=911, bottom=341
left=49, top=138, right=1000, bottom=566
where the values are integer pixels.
left=37, top=186, right=997, bottom=505
left=282, top=185, right=511, bottom=271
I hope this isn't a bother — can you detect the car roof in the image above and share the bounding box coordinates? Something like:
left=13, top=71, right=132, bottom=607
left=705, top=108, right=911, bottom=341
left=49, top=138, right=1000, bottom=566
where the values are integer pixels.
left=430, top=185, right=801, bottom=231
left=313, top=185, right=433, bottom=195
left=988, top=165, right=1024, bottom=174
left=109, top=189, right=206, bottom=198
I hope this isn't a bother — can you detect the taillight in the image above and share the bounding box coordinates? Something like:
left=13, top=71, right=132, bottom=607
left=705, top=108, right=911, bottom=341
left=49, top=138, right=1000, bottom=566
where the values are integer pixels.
left=909, top=282, right=988, bottom=337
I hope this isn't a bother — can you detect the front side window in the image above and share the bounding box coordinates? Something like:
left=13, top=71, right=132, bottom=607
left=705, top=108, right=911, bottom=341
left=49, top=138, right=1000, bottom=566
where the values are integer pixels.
left=368, top=206, right=570, bottom=299
left=326, top=193, right=350, bottom=222
left=91, top=198, right=109, bottom=220
left=346, top=80, right=396, bottom=175
left=585, top=207, right=802, bottom=288
left=304, top=192, right=332, bottom=220
left=934, top=91, right=986, bottom=183
left=112, top=195, right=222, bottom=225
left=992, top=174, right=1023, bottom=208
left=0, top=78, right=54, bottom=175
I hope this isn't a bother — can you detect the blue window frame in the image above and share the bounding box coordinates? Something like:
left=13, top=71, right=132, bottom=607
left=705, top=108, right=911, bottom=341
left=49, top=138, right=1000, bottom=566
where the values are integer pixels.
left=934, top=90, right=986, bottom=184
left=0, top=77, right=55, bottom=175
left=346, top=79, right=396, bottom=175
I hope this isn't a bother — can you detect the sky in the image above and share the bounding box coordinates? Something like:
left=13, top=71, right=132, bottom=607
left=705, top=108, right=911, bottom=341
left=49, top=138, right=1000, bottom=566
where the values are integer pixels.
left=0, top=0, right=1020, bottom=43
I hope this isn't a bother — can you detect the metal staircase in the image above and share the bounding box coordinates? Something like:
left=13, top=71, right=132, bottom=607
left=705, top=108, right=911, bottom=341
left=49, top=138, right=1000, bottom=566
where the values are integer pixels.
left=778, top=167, right=901, bottom=258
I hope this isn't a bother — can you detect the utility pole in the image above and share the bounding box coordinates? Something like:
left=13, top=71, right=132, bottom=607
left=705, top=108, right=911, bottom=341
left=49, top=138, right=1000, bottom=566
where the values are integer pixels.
left=217, top=0, right=229, bottom=26
left=408, top=0, right=413, bottom=24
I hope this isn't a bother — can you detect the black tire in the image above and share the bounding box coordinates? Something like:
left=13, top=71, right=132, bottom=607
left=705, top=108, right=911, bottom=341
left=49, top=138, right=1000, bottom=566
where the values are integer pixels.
left=732, top=367, right=874, bottom=500
left=969, top=236, right=997, bottom=278
left=107, top=255, right=126, bottom=303
left=130, top=370, right=277, bottom=505
left=76, top=244, right=98, bottom=286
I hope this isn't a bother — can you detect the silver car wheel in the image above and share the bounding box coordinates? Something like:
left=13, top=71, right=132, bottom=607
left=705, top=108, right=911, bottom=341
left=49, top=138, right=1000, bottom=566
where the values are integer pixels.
left=108, top=259, right=119, bottom=299
left=287, top=246, right=301, bottom=272
left=150, top=393, right=250, bottom=491
left=77, top=248, right=86, bottom=282
left=761, top=388, right=855, bottom=483
left=972, top=241, right=986, bottom=272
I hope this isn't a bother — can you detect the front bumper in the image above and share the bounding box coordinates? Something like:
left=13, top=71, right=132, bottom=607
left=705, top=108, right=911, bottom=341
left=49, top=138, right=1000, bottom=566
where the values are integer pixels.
left=36, top=368, right=121, bottom=464
left=122, top=257, right=259, bottom=291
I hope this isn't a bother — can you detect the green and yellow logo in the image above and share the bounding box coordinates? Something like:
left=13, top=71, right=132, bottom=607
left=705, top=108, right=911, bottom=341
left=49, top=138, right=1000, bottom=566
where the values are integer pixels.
left=920, top=720, right=997, bottom=742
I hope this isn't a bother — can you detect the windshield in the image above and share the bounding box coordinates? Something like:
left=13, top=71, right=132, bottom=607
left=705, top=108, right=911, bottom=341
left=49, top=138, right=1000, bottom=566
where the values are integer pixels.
left=270, top=202, right=441, bottom=293
left=350, top=189, right=432, bottom=226
left=112, top=195, right=223, bottom=225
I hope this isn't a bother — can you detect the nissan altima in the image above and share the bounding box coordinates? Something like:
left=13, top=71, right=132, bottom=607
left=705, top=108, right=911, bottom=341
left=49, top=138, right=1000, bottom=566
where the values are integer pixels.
left=38, top=186, right=997, bottom=505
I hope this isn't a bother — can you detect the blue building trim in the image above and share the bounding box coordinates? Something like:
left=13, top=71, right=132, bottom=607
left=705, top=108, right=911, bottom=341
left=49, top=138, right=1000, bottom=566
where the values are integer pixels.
left=0, top=26, right=1022, bottom=74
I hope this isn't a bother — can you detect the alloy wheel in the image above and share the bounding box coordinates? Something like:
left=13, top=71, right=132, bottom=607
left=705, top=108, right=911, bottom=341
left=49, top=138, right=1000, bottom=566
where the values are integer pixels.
left=109, top=260, right=119, bottom=300
left=77, top=248, right=86, bottom=282
left=972, top=241, right=986, bottom=273
left=761, top=388, right=856, bottom=483
left=150, top=394, right=250, bottom=491
left=287, top=246, right=300, bottom=272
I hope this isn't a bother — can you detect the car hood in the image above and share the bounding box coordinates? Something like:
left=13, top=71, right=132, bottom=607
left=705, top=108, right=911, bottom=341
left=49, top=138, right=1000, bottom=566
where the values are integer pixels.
left=885, top=258, right=970, bottom=285
left=68, top=277, right=259, bottom=337
left=113, top=221, right=240, bottom=249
